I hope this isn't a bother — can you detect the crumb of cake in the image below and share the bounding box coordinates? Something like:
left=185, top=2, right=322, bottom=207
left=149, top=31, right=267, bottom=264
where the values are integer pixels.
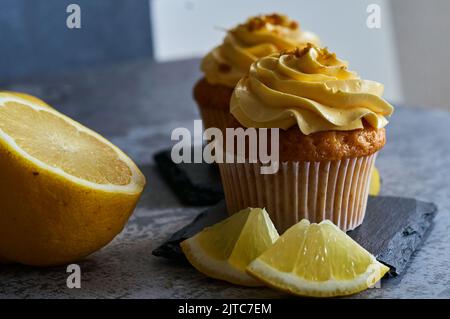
left=278, top=44, right=340, bottom=67
left=218, top=63, right=232, bottom=73
left=264, top=13, right=285, bottom=26
left=244, top=14, right=293, bottom=32
left=247, top=17, right=265, bottom=31
left=289, top=21, right=299, bottom=30
left=293, top=44, right=313, bottom=58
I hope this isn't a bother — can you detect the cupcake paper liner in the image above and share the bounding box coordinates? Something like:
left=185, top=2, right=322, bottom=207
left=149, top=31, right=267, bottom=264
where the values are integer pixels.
left=218, top=153, right=377, bottom=232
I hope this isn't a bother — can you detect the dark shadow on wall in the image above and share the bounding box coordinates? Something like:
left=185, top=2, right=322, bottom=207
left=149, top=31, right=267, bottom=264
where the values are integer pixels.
left=0, top=0, right=153, bottom=80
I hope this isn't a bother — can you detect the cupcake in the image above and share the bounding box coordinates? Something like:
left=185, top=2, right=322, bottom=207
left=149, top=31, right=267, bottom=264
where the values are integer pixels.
left=194, top=14, right=320, bottom=131
left=219, top=44, right=394, bottom=232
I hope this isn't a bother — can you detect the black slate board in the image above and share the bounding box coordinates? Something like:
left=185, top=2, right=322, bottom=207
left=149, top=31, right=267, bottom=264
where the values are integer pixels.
left=153, top=150, right=224, bottom=206
left=153, top=197, right=436, bottom=277
left=154, top=150, right=223, bottom=205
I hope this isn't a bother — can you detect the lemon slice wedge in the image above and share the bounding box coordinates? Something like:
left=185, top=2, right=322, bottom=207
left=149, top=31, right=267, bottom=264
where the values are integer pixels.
left=0, top=92, right=145, bottom=266
left=181, top=207, right=279, bottom=286
left=247, top=219, right=389, bottom=297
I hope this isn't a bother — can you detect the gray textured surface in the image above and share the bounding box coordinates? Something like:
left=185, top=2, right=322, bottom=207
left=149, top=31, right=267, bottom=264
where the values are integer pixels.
left=0, top=59, right=449, bottom=299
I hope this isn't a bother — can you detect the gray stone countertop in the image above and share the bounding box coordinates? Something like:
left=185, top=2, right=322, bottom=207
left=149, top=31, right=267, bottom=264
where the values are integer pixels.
left=0, top=58, right=449, bottom=299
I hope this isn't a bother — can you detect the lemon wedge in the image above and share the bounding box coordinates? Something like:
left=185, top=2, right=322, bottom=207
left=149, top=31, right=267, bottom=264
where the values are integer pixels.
left=0, top=92, right=146, bottom=266
left=369, top=166, right=381, bottom=196
left=181, top=207, right=279, bottom=286
left=247, top=219, right=389, bottom=297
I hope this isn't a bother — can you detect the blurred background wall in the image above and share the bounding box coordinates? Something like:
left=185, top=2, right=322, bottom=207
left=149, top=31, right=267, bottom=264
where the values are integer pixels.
left=0, top=0, right=449, bottom=110
left=0, top=0, right=152, bottom=79
left=391, top=0, right=450, bottom=109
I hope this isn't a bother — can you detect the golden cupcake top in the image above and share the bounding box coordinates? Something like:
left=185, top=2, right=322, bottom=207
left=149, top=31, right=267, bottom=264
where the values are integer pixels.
left=201, top=14, right=320, bottom=88
left=230, top=44, right=394, bottom=135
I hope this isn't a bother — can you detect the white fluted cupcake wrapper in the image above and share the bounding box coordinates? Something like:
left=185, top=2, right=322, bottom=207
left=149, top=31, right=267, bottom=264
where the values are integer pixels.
left=218, top=153, right=377, bottom=232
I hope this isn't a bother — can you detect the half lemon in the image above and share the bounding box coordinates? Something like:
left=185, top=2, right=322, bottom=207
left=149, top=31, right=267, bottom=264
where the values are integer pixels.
left=0, top=92, right=146, bottom=266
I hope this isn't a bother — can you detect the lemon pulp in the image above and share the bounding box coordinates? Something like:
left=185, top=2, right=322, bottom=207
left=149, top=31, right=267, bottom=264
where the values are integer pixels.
left=0, top=101, right=131, bottom=185
left=247, top=219, right=389, bottom=297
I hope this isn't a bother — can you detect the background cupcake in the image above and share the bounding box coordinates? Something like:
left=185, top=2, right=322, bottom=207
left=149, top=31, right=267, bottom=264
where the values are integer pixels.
left=194, top=13, right=320, bottom=131
left=219, top=45, right=394, bottom=232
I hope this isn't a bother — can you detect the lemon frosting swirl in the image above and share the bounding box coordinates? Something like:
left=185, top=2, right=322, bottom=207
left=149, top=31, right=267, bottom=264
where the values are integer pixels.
left=230, top=44, right=394, bottom=135
left=201, top=14, right=320, bottom=88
